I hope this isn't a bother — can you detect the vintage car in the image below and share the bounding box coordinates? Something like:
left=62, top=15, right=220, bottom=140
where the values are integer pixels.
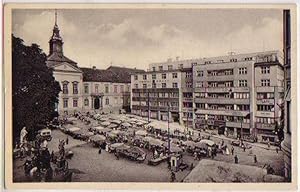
left=37, top=128, right=52, bottom=141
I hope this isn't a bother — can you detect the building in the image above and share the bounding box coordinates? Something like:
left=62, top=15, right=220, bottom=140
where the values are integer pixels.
left=131, top=51, right=284, bottom=142
left=281, top=9, right=291, bottom=181
left=193, top=51, right=284, bottom=142
left=46, top=13, right=143, bottom=115
left=131, top=57, right=195, bottom=130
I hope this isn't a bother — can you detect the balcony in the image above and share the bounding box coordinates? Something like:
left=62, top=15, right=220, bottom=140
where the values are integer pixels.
left=131, top=105, right=179, bottom=112
left=256, top=99, right=275, bottom=105
left=256, top=111, right=275, bottom=118
left=132, top=88, right=179, bottom=93
left=256, top=86, right=275, bottom=92
left=255, top=123, right=276, bottom=130
left=205, top=75, right=234, bottom=81
left=182, top=97, right=193, bottom=102
left=226, top=121, right=250, bottom=129
left=194, top=98, right=249, bottom=105
left=195, top=109, right=250, bottom=117
left=194, top=87, right=250, bottom=93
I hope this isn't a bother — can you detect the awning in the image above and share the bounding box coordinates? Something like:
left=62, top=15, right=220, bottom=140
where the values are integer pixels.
left=135, top=130, right=147, bottom=136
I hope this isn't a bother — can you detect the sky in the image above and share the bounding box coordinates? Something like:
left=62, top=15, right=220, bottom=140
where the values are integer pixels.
left=12, top=9, right=283, bottom=70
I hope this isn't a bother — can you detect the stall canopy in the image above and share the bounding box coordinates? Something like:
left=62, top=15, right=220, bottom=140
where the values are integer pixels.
left=143, top=136, right=164, bottom=146
left=121, top=122, right=132, bottom=128
left=199, top=139, right=215, bottom=147
left=195, top=142, right=208, bottom=149
left=67, top=127, right=81, bottom=133
left=135, top=130, right=147, bottom=136
left=94, top=126, right=111, bottom=133
left=111, top=120, right=122, bottom=125
left=107, top=123, right=118, bottom=129
left=100, top=121, right=111, bottom=127
left=183, top=140, right=196, bottom=147
left=89, top=134, right=106, bottom=142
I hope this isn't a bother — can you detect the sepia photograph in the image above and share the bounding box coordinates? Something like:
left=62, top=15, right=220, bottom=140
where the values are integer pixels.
left=3, top=3, right=297, bottom=190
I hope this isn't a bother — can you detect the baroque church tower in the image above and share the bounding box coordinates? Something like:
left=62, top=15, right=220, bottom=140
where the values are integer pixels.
left=49, top=11, right=63, bottom=56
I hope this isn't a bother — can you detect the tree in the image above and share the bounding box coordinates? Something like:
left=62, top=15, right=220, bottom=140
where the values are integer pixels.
left=12, top=35, right=61, bottom=143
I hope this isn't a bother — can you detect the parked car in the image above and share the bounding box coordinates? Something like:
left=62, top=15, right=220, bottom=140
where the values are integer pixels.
left=37, top=128, right=52, bottom=142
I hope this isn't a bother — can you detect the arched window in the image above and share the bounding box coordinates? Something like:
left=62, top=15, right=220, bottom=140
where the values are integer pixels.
left=73, top=81, right=79, bottom=94
left=62, top=81, right=69, bottom=94
left=84, top=98, right=89, bottom=106
left=105, top=98, right=109, bottom=105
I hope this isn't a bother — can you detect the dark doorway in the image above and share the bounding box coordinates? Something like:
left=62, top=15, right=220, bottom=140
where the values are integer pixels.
left=94, top=97, right=100, bottom=109
left=218, top=126, right=225, bottom=135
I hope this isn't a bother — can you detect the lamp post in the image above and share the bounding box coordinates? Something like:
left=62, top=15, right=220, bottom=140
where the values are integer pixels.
left=167, top=101, right=170, bottom=156
left=147, top=91, right=150, bottom=123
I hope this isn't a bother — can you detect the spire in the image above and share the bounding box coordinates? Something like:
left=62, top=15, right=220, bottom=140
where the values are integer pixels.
left=55, top=9, right=57, bottom=26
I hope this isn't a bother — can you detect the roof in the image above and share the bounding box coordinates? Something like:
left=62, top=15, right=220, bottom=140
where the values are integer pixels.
left=81, top=66, right=144, bottom=83
left=47, top=52, right=78, bottom=68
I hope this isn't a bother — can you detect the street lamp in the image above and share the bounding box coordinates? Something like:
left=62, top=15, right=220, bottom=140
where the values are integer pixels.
left=167, top=101, right=170, bottom=156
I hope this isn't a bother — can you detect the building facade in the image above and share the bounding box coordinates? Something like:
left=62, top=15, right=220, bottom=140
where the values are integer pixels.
left=282, top=9, right=291, bottom=181
left=131, top=51, right=284, bottom=142
left=46, top=16, right=142, bottom=115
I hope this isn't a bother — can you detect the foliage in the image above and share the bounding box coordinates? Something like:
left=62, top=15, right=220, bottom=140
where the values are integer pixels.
left=12, top=34, right=61, bottom=142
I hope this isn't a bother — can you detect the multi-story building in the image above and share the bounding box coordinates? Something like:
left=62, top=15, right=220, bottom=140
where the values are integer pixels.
left=46, top=13, right=142, bottom=115
left=282, top=9, right=291, bottom=181
left=131, top=58, right=196, bottom=125
left=193, top=51, right=284, bottom=142
left=131, top=51, right=284, bottom=142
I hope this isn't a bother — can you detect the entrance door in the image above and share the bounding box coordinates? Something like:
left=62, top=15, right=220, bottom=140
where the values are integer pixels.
left=94, top=97, right=100, bottom=109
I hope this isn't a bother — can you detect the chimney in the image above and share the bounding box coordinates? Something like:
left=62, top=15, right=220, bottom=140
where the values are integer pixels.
left=92, top=66, right=96, bottom=70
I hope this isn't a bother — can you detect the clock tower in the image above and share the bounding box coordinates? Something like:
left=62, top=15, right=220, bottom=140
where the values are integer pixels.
left=49, top=11, right=63, bottom=56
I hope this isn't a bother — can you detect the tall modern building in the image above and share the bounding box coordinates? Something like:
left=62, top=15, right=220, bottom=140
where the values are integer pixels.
left=131, top=51, right=284, bottom=142
left=282, top=9, right=291, bottom=181
left=46, top=12, right=143, bottom=115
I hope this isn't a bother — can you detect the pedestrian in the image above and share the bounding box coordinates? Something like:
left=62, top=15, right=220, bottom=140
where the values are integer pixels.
left=234, top=155, right=238, bottom=164
left=66, top=137, right=69, bottom=145
left=221, top=139, right=224, bottom=146
left=254, top=155, right=257, bottom=163
left=267, top=141, right=270, bottom=149
left=279, top=143, right=282, bottom=151
left=190, top=163, right=194, bottom=170
left=231, top=146, right=234, bottom=155
left=171, top=171, right=176, bottom=182
left=98, top=148, right=102, bottom=154
left=276, top=148, right=279, bottom=154
left=243, top=145, right=246, bottom=152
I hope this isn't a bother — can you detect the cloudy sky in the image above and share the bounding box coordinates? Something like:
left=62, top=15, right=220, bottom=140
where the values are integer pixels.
left=12, top=9, right=283, bottom=70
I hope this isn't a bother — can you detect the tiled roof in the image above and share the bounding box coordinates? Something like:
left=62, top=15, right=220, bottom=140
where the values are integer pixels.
left=47, top=52, right=78, bottom=68
left=81, top=66, right=144, bottom=83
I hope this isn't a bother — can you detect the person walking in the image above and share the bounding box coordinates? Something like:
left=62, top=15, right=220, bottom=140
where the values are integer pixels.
left=243, top=145, right=246, bottom=152
left=231, top=146, right=234, bottom=155
left=234, top=155, right=239, bottom=164
left=66, top=137, right=69, bottom=145
left=254, top=154, right=257, bottom=163
left=276, top=148, right=279, bottom=154
left=171, top=171, right=176, bottom=182
left=98, top=148, right=102, bottom=154
left=267, top=141, right=270, bottom=149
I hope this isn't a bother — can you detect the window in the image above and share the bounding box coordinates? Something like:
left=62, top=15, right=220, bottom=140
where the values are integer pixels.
left=225, top=70, right=233, bottom=75
left=195, top=103, right=205, bottom=109
left=143, top=74, right=147, bottom=80
left=204, top=61, right=211, bottom=64
left=105, top=98, right=109, bottom=105
left=162, top=83, right=166, bottom=88
left=257, top=92, right=274, bottom=99
left=143, top=84, right=147, bottom=89
left=159, top=66, right=163, bottom=71
left=120, top=85, right=124, bottom=93
left=134, top=75, right=138, bottom=80
left=162, top=73, right=166, bottom=79
left=152, top=83, right=156, bottom=88
left=261, top=66, right=270, bottom=74
left=152, top=67, right=156, bottom=71
left=239, top=67, right=247, bottom=75
left=152, top=74, right=156, bottom=79
left=256, top=117, right=275, bottom=124
left=73, top=99, right=78, bottom=107
left=127, top=85, right=130, bottom=92
left=172, top=73, right=177, bottom=78
left=84, top=84, right=89, bottom=94
left=244, top=57, right=253, bottom=61
left=257, top=105, right=274, bottom=111
left=95, top=84, right=99, bottom=93
left=84, top=98, right=89, bottom=106
left=225, top=82, right=232, bottom=87
left=134, top=84, right=138, bottom=89
left=73, top=82, right=78, bottom=94
left=62, top=82, right=68, bottom=94
left=186, top=72, right=192, bottom=78
left=236, top=105, right=250, bottom=111
left=230, top=58, right=237, bottom=62
left=239, top=80, right=248, bottom=87
left=63, top=98, right=68, bottom=108
left=172, top=83, right=178, bottom=88
left=209, top=82, right=217, bottom=87
left=235, top=93, right=249, bottom=99
left=114, top=85, right=118, bottom=93
left=261, top=79, right=270, bottom=87
left=168, top=65, right=173, bottom=70
left=197, top=70, right=203, bottom=77
left=196, top=82, right=204, bottom=88
left=186, top=82, right=192, bottom=88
